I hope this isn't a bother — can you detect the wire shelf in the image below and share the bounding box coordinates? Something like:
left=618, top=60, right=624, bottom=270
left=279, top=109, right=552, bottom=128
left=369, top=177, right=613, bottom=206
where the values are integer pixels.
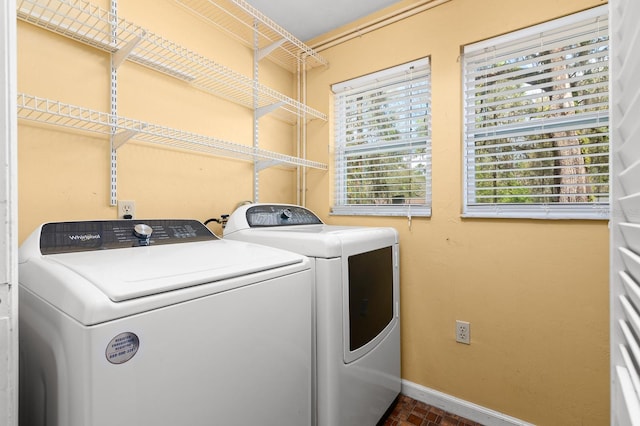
left=174, top=0, right=328, bottom=71
left=16, top=0, right=327, bottom=122
left=17, top=93, right=328, bottom=170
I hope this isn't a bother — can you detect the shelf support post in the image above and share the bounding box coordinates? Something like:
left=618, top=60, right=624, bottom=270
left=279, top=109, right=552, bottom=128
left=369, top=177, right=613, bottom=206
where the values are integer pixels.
left=252, top=18, right=260, bottom=203
left=109, top=0, right=118, bottom=206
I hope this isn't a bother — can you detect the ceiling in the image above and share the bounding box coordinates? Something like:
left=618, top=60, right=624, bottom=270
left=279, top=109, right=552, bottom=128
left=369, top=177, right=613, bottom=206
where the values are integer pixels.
left=244, top=0, right=401, bottom=42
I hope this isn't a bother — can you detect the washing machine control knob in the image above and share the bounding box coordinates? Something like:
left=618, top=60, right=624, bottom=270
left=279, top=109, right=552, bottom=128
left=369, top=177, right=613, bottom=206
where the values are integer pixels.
left=281, top=209, right=292, bottom=220
left=133, top=223, right=153, bottom=240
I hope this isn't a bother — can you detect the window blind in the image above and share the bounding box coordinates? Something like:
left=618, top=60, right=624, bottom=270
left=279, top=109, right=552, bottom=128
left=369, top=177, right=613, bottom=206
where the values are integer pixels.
left=332, top=58, right=431, bottom=217
left=462, top=6, right=609, bottom=219
left=611, top=0, right=640, bottom=423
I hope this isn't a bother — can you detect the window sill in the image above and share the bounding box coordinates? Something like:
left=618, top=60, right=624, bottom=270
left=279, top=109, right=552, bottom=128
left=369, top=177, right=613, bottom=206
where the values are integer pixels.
left=331, top=205, right=431, bottom=217
left=463, top=204, right=610, bottom=220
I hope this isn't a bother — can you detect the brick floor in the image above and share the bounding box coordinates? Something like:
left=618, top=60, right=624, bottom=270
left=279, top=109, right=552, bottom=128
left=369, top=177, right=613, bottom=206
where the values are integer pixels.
left=380, top=394, right=483, bottom=426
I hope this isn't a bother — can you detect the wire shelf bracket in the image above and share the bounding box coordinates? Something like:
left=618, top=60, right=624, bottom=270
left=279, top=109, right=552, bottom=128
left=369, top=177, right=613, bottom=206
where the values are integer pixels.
left=257, top=39, right=285, bottom=61
left=255, top=159, right=282, bottom=172
left=256, top=101, right=284, bottom=119
left=112, top=33, right=143, bottom=69
left=112, top=126, right=145, bottom=149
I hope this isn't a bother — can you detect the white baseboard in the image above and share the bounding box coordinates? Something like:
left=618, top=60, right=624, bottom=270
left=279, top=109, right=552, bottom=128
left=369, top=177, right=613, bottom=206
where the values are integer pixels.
left=401, top=380, right=535, bottom=426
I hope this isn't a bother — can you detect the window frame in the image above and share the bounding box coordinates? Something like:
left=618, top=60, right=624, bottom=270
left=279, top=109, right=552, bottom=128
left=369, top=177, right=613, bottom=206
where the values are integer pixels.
left=461, top=5, right=610, bottom=220
left=331, top=58, right=432, bottom=217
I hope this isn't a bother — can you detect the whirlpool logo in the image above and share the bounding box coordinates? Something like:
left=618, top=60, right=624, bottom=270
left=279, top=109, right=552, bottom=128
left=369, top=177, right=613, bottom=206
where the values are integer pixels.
left=68, top=234, right=101, bottom=242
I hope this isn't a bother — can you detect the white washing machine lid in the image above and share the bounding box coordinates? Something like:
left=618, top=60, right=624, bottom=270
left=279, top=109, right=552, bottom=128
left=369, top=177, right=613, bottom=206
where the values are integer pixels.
left=19, top=220, right=309, bottom=325
left=224, top=204, right=398, bottom=258
left=44, top=240, right=301, bottom=302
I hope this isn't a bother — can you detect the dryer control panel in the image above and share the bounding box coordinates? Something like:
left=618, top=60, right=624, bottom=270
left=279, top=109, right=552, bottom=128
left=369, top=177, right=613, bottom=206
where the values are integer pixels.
left=244, top=204, right=323, bottom=227
left=39, top=219, right=216, bottom=254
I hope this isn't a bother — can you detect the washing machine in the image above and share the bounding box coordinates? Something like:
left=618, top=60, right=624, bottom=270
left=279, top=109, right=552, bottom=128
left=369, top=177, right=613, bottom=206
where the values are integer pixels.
left=224, top=204, right=401, bottom=426
left=18, top=219, right=313, bottom=426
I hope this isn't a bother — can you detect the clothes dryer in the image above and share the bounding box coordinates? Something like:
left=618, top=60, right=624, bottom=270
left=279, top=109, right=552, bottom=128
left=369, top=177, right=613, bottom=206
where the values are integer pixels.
left=19, top=219, right=313, bottom=426
left=224, top=204, right=401, bottom=426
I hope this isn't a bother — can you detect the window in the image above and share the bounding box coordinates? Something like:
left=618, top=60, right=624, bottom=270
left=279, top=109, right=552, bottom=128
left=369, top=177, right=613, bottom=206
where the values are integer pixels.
left=462, top=6, right=609, bottom=219
left=332, top=58, right=431, bottom=217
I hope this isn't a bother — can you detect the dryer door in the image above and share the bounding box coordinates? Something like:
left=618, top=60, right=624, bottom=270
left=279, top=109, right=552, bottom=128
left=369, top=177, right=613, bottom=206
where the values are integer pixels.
left=343, top=243, right=399, bottom=364
left=348, top=246, right=394, bottom=351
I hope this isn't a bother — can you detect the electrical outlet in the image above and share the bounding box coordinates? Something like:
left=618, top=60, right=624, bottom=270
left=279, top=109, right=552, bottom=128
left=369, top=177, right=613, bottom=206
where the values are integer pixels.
left=118, top=200, right=136, bottom=219
left=456, top=320, right=470, bottom=344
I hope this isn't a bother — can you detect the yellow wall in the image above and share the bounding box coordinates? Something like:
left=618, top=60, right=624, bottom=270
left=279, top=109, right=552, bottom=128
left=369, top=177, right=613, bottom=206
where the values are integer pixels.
left=17, top=0, right=610, bottom=424
left=304, top=0, right=609, bottom=424
left=17, top=0, right=297, bottom=241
